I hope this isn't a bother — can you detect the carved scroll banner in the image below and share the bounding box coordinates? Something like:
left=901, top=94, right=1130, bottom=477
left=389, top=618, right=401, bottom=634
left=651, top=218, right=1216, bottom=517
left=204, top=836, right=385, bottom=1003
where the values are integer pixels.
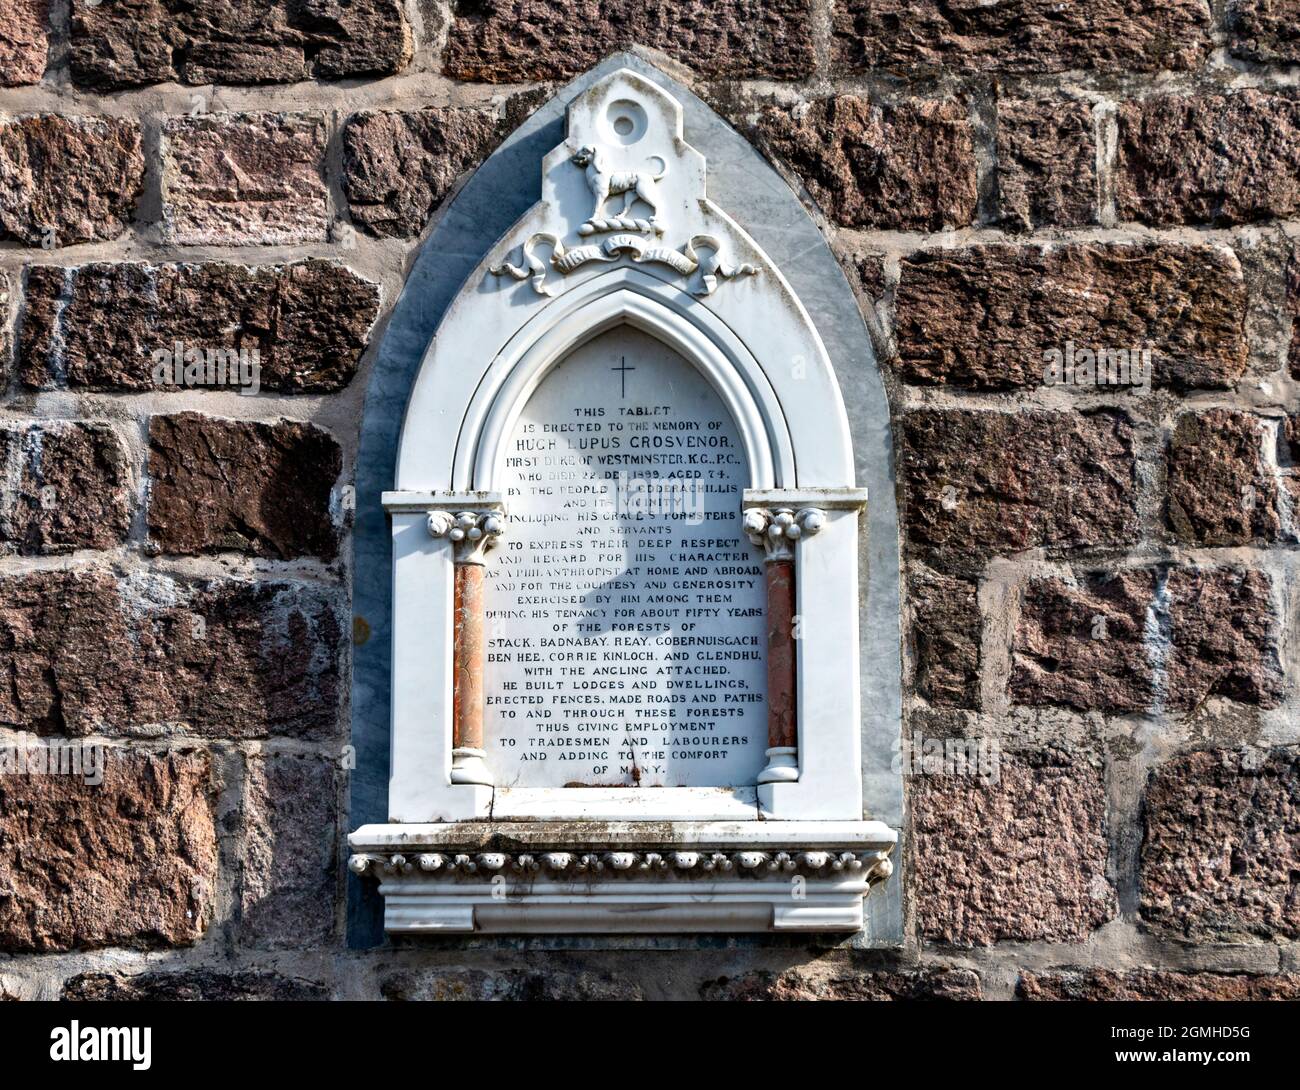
left=492, top=232, right=758, bottom=298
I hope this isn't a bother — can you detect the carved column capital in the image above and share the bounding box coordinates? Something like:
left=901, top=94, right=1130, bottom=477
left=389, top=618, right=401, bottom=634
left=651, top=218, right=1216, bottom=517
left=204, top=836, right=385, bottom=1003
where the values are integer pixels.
left=742, top=507, right=825, bottom=563
left=428, top=509, right=505, bottom=565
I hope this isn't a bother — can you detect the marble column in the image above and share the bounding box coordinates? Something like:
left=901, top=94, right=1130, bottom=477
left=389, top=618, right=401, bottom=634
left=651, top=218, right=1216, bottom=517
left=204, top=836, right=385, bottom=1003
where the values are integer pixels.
left=429, top=509, right=504, bottom=786
left=743, top=506, right=825, bottom=785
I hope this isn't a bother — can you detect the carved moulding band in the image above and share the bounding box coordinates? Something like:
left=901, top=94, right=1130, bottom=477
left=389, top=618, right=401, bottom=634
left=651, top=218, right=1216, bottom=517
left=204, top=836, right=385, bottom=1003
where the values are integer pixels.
left=351, top=848, right=893, bottom=881
left=491, top=232, right=759, bottom=298
left=348, top=820, right=896, bottom=933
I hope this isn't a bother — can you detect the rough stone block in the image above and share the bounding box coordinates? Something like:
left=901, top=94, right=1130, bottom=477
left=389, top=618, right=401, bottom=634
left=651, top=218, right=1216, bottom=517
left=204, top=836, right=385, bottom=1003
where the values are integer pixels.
left=1229, top=0, right=1300, bottom=64
left=0, top=422, right=133, bottom=555
left=20, top=261, right=378, bottom=394
left=444, top=0, right=815, bottom=82
left=343, top=107, right=501, bottom=238
left=63, top=968, right=329, bottom=1001
left=1165, top=567, right=1283, bottom=712
left=70, top=0, right=412, bottom=89
left=894, top=243, right=1247, bottom=390
left=0, top=750, right=216, bottom=952
left=162, top=113, right=328, bottom=245
left=833, top=0, right=1212, bottom=74
left=700, top=967, right=982, bottom=1000
left=148, top=414, right=340, bottom=561
left=900, top=408, right=1139, bottom=570
left=0, top=116, right=143, bottom=246
left=381, top=968, right=644, bottom=1000
left=0, top=568, right=344, bottom=739
left=997, top=98, right=1096, bottom=230
left=1167, top=411, right=1280, bottom=546
left=909, top=567, right=981, bottom=708
left=0, top=0, right=48, bottom=86
left=1012, top=570, right=1154, bottom=713
left=757, top=96, right=977, bottom=230
left=239, top=752, right=338, bottom=949
left=913, top=751, right=1116, bottom=946
left=1019, top=968, right=1300, bottom=1000
left=1117, top=91, right=1300, bottom=226
left=1141, top=747, right=1300, bottom=941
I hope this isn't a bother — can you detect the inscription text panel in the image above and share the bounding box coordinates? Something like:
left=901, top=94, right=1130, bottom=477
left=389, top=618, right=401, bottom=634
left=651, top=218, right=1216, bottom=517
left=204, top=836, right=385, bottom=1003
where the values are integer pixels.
left=484, top=327, right=767, bottom=788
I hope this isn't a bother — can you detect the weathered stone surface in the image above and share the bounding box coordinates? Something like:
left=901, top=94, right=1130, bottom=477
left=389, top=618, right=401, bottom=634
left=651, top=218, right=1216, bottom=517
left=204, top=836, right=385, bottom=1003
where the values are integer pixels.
left=1167, top=411, right=1279, bottom=546
left=0, top=116, right=143, bottom=246
left=848, top=249, right=887, bottom=300
left=444, top=0, right=814, bottom=82
left=0, top=0, right=48, bottom=86
left=1287, top=415, right=1300, bottom=511
left=914, top=751, right=1116, bottom=946
left=997, top=98, right=1096, bottom=230
left=900, top=409, right=1139, bottom=571
left=381, top=968, right=644, bottom=1001
left=1012, top=570, right=1154, bottom=713
left=894, top=244, right=1247, bottom=390
left=1141, top=747, right=1300, bottom=941
left=1019, top=968, right=1300, bottom=1000
left=343, top=107, right=500, bottom=238
left=833, top=0, right=1212, bottom=74
left=148, top=414, right=340, bottom=561
left=1290, top=248, right=1300, bottom=381
left=0, top=568, right=343, bottom=739
left=63, top=968, right=329, bottom=1001
left=1165, top=567, right=1283, bottom=711
left=700, top=967, right=982, bottom=1000
left=70, top=0, right=412, bottom=90
left=757, top=96, right=977, bottom=230
left=0, top=270, right=9, bottom=388
left=0, top=422, right=133, bottom=555
left=1013, top=565, right=1283, bottom=712
left=1117, top=92, right=1300, bottom=226
left=909, top=567, right=981, bottom=708
left=20, top=260, right=378, bottom=394
left=239, top=753, right=337, bottom=949
left=162, top=114, right=328, bottom=245
left=1229, top=1, right=1300, bottom=66
left=0, top=750, right=216, bottom=952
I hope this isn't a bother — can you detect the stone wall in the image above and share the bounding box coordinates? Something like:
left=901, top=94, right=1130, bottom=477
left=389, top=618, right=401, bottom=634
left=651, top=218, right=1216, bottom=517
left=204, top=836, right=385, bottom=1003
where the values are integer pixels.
left=1, top=1, right=1298, bottom=1001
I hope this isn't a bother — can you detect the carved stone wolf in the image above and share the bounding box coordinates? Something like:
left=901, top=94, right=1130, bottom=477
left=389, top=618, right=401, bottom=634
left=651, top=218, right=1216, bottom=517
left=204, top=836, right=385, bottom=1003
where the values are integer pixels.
left=571, top=144, right=666, bottom=226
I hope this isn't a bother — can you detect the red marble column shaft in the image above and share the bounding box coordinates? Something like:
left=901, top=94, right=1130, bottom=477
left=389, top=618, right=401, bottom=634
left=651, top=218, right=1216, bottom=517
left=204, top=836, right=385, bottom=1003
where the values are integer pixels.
left=765, top=558, right=797, bottom=750
left=452, top=562, right=485, bottom=752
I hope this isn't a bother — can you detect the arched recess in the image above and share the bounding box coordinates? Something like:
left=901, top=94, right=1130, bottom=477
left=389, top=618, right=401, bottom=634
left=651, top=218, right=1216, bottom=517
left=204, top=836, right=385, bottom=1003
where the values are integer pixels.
left=347, top=54, right=903, bottom=945
left=452, top=272, right=794, bottom=493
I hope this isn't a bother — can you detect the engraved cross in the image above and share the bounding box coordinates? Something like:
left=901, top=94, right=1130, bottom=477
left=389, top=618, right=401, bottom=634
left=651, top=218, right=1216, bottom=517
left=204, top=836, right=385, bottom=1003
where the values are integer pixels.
left=611, top=356, right=635, bottom=397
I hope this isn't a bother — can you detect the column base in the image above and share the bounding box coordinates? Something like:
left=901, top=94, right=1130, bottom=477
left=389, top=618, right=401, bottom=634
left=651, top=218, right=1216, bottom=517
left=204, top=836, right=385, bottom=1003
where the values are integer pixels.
left=756, top=746, right=799, bottom=784
left=450, top=747, right=494, bottom=786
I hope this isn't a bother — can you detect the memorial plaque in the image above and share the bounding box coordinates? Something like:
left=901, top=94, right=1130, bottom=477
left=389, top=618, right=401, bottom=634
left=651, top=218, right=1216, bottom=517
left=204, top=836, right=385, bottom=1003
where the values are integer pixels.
left=355, top=63, right=896, bottom=937
left=484, top=327, right=767, bottom=788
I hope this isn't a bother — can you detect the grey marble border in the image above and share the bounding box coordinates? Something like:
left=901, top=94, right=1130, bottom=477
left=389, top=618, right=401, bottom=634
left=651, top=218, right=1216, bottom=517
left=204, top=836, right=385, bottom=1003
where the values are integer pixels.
left=347, top=53, right=903, bottom=949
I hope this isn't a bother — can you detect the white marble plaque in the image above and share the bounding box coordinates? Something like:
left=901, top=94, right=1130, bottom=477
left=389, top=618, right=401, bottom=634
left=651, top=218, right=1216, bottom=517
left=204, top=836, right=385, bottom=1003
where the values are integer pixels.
left=484, top=327, right=767, bottom=788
